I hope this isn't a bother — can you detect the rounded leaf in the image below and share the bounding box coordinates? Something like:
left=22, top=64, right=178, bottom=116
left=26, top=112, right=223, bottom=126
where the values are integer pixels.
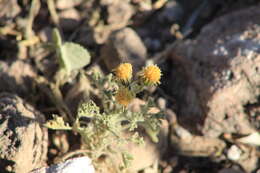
left=60, top=42, right=91, bottom=73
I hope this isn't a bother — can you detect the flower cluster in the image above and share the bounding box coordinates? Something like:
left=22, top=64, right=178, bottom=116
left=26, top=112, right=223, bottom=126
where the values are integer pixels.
left=114, top=63, right=162, bottom=106
left=46, top=62, right=164, bottom=171
left=115, top=87, right=134, bottom=107
left=139, top=65, right=161, bottom=85
left=114, top=63, right=132, bottom=82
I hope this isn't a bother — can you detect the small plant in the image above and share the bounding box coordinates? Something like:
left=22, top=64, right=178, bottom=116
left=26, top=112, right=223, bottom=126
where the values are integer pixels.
left=37, top=28, right=91, bottom=121
left=45, top=62, right=163, bottom=171
left=52, top=28, right=91, bottom=75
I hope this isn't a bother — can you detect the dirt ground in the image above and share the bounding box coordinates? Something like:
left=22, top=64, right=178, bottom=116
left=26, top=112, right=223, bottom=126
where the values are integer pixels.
left=0, top=0, right=259, bottom=173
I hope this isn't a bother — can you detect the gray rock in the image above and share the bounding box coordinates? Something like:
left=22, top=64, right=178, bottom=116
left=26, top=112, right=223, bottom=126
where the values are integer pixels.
left=144, top=38, right=161, bottom=52
left=0, top=60, right=37, bottom=97
left=0, top=0, right=21, bottom=21
left=0, top=93, right=48, bottom=173
left=59, top=8, right=80, bottom=31
left=93, top=0, right=133, bottom=44
left=158, top=1, right=183, bottom=23
left=194, top=6, right=260, bottom=138
left=106, top=0, right=133, bottom=26
left=101, top=27, right=147, bottom=71
left=170, top=5, right=260, bottom=172
left=39, top=27, right=53, bottom=42
left=170, top=132, right=226, bottom=157
left=218, top=168, right=244, bottom=173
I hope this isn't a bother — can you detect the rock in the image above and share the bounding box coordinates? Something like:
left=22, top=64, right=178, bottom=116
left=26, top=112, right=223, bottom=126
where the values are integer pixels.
left=30, top=156, right=95, bottom=173
left=157, top=1, right=183, bottom=23
left=144, top=38, right=162, bottom=52
left=165, top=109, right=177, bottom=125
left=227, top=145, right=242, bottom=161
left=126, top=136, right=160, bottom=172
left=59, top=8, right=80, bottom=31
left=0, top=93, right=48, bottom=173
left=100, top=0, right=117, bottom=6
left=0, top=60, right=37, bottom=97
left=170, top=131, right=226, bottom=157
left=227, top=145, right=258, bottom=173
left=0, top=0, right=21, bottom=21
left=169, top=5, right=260, bottom=172
left=39, top=27, right=52, bottom=42
left=157, top=97, right=166, bottom=110
left=98, top=135, right=160, bottom=173
left=174, top=125, right=193, bottom=141
left=106, top=1, right=133, bottom=26
left=101, top=27, right=147, bottom=71
left=169, top=5, right=260, bottom=136
left=93, top=0, right=133, bottom=44
left=65, top=73, right=91, bottom=115
left=135, top=0, right=152, bottom=11
left=218, top=168, right=244, bottom=173
left=123, top=99, right=168, bottom=171
left=194, top=6, right=260, bottom=137
left=56, top=0, right=82, bottom=10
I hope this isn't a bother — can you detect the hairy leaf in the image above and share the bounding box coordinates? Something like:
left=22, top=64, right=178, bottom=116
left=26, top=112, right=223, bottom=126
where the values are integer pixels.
left=60, top=42, right=91, bottom=73
left=77, top=101, right=100, bottom=118
left=45, top=115, right=71, bottom=130
left=122, top=152, right=133, bottom=168
left=52, top=28, right=62, bottom=47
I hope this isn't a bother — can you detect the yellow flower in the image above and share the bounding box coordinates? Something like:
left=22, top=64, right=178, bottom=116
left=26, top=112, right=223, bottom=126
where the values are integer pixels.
left=139, top=65, right=161, bottom=85
left=114, top=63, right=132, bottom=82
left=115, top=87, right=134, bottom=106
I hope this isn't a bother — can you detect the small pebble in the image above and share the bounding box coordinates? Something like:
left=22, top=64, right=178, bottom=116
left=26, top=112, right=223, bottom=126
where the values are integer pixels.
left=31, top=157, right=95, bottom=173
left=165, top=109, right=177, bottom=124
left=157, top=97, right=166, bottom=110
left=56, top=0, right=82, bottom=10
left=227, top=145, right=242, bottom=161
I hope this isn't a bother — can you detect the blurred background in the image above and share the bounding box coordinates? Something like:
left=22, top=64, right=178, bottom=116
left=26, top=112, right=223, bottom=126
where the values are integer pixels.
left=0, top=0, right=259, bottom=173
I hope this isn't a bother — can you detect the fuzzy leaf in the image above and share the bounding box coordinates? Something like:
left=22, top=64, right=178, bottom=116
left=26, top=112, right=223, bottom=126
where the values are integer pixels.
left=60, top=42, right=91, bottom=73
left=52, top=28, right=62, bottom=47
left=122, top=152, right=133, bottom=168
left=130, top=132, right=144, bottom=145
left=77, top=101, right=100, bottom=118
left=45, top=115, right=72, bottom=130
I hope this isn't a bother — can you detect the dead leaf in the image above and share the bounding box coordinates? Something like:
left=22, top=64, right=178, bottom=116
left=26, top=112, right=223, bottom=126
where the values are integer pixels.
left=236, top=132, right=260, bottom=146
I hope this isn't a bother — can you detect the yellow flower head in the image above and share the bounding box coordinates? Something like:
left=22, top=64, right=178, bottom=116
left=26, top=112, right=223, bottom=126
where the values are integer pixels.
left=139, top=65, right=161, bottom=85
left=115, top=87, right=134, bottom=106
left=114, top=63, right=132, bottom=82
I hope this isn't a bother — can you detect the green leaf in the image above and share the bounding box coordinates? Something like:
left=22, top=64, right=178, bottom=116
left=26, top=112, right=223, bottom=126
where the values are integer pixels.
left=60, top=42, right=91, bottom=73
left=142, top=122, right=160, bottom=143
left=121, top=152, right=133, bottom=168
left=52, top=28, right=62, bottom=47
left=130, top=132, right=144, bottom=145
left=44, top=115, right=72, bottom=130
left=77, top=101, right=100, bottom=118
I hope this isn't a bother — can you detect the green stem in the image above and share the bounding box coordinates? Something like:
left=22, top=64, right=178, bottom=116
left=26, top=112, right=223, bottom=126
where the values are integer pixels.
left=47, top=0, right=60, bottom=27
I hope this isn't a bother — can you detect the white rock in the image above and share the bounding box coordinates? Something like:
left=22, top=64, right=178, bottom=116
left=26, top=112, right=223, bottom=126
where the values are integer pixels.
left=175, top=125, right=193, bottom=141
left=227, top=145, right=242, bottom=161
left=31, top=157, right=95, bottom=173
